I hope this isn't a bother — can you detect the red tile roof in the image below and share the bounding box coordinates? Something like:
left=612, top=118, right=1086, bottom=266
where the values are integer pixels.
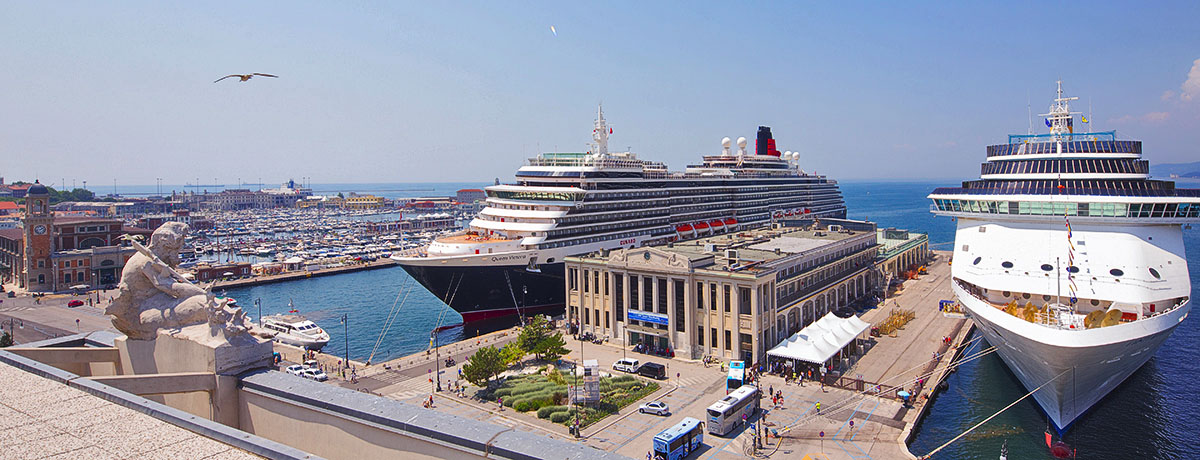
left=0, top=202, right=18, bottom=210
left=0, top=228, right=23, bottom=241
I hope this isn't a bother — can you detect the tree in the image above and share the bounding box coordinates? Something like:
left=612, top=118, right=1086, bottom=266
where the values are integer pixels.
left=0, top=332, right=13, bottom=348
left=517, top=315, right=552, bottom=354
left=462, top=345, right=505, bottom=387
left=337, top=192, right=345, bottom=199
left=499, top=342, right=525, bottom=366
left=533, top=333, right=568, bottom=362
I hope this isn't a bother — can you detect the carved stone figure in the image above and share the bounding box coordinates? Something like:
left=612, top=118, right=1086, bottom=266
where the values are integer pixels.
left=106, top=222, right=251, bottom=340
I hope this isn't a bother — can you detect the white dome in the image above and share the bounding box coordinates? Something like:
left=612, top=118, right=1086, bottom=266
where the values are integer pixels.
left=736, top=137, right=747, bottom=149
left=721, top=137, right=732, bottom=148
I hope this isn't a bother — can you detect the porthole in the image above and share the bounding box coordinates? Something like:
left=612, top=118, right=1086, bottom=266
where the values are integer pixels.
left=1040, top=264, right=1054, bottom=271
left=973, top=257, right=982, bottom=265
left=1066, top=266, right=1079, bottom=273
left=1022, top=293, right=1031, bottom=299
left=1090, top=299, right=1100, bottom=306
left=1002, top=291, right=1011, bottom=297
left=1110, top=268, right=1124, bottom=277
left=547, top=258, right=555, bottom=263
left=1001, top=261, right=1014, bottom=269
left=1042, top=295, right=1051, bottom=301
left=1149, top=267, right=1161, bottom=279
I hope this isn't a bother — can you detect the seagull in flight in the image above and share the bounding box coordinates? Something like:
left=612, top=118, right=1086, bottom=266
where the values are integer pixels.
left=214, top=73, right=278, bottom=83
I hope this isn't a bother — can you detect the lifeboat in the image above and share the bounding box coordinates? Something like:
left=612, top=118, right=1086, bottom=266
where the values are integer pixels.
left=694, top=221, right=711, bottom=233
left=773, top=211, right=783, bottom=219
left=709, top=220, right=724, bottom=232
left=675, top=223, right=695, bottom=237
left=785, top=210, right=795, bottom=216
left=803, top=208, right=811, bottom=214
left=724, top=218, right=738, bottom=228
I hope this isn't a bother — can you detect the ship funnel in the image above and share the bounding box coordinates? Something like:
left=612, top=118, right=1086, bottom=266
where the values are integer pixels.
left=756, top=126, right=781, bottom=157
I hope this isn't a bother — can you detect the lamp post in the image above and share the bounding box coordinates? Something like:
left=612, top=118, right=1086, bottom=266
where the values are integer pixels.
left=254, top=298, right=262, bottom=326
left=340, top=314, right=349, bottom=377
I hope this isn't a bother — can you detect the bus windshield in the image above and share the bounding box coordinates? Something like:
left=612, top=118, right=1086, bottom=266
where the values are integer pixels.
left=653, top=417, right=703, bottom=460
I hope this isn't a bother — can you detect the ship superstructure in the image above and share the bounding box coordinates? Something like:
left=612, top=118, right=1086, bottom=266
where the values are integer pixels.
left=394, top=106, right=846, bottom=322
left=929, top=82, right=1199, bottom=430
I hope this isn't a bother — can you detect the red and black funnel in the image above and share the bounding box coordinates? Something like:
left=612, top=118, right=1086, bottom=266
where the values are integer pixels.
left=755, top=126, right=782, bottom=157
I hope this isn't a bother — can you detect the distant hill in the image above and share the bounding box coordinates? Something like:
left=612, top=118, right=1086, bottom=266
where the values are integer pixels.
left=1150, top=161, right=1200, bottom=179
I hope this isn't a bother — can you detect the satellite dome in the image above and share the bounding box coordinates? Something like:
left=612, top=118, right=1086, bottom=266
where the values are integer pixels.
left=721, top=137, right=732, bottom=148
left=736, top=137, right=747, bottom=149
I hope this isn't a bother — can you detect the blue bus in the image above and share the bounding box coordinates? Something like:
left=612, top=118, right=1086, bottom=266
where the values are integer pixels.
left=726, top=360, right=745, bottom=393
left=653, top=417, right=704, bottom=460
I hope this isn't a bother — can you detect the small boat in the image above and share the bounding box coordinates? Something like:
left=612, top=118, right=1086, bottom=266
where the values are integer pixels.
left=260, top=314, right=330, bottom=350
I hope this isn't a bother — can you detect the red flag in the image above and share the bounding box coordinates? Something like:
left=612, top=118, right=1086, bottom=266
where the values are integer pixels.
left=1045, top=431, right=1052, bottom=448
left=609, top=127, right=613, bottom=134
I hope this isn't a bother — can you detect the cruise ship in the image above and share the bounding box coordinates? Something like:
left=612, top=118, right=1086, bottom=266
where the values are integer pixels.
left=394, top=106, right=847, bottom=322
left=929, top=82, right=1199, bottom=431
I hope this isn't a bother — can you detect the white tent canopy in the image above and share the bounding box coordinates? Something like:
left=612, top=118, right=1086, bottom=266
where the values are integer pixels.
left=767, top=312, right=871, bottom=365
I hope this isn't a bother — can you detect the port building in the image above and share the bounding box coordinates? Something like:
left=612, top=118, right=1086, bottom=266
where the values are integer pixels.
left=565, top=218, right=928, bottom=364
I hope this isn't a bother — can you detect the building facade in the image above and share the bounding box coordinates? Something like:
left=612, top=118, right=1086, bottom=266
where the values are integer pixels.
left=0, top=183, right=151, bottom=291
left=565, top=219, right=896, bottom=364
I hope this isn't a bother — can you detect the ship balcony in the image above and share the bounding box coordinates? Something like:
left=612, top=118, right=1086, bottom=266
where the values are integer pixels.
left=954, top=277, right=1187, bottom=331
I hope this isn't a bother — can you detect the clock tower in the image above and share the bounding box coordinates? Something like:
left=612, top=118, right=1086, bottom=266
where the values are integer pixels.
left=22, top=181, right=54, bottom=291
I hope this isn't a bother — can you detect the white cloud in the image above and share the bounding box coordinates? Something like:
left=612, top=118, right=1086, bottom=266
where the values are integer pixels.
left=1182, top=58, right=1200, bottom=101
left=1109, top=115, right=1135, bottom=124
left=1162, top=90, right=1177, bottom=101
left=1142, top=111, right=1170, bottom=122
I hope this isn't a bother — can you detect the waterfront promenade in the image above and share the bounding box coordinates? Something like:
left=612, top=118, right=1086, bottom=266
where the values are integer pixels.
left=211, top=258, right=397, bottom=289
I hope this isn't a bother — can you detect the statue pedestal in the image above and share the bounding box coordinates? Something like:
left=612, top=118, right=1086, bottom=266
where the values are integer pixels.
left=115, top=324, right=272, bottom=427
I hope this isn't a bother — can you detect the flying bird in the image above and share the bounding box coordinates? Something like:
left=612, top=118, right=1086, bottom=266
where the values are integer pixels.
left=550, top=25, right=557, bottom=37
left=214, top=73, right=278, bottom=83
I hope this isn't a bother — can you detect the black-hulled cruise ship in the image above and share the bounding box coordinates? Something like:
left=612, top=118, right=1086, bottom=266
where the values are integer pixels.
left=393, top=106, right=846, bottom=322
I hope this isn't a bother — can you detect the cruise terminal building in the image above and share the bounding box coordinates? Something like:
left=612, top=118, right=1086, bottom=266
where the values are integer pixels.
left=565, top=218, right=929, bottom=364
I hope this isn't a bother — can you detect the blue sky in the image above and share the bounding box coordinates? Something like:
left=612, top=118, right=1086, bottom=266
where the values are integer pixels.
left=2, top=1, right=1198, bottom=186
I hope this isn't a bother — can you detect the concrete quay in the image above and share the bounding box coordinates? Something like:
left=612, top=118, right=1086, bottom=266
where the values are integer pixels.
left=209, top=258, right=398, bottom=289
left=288, top=250, right=974, bottom=459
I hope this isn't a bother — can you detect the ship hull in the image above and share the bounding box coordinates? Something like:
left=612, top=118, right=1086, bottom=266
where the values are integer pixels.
left=399, top=261, right=567, bottom=323
left=954, top=281, right=1191, bottom=432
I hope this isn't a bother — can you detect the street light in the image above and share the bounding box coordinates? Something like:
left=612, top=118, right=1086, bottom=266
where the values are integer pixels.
left=340, top=314, right=349, bottom=378
left=254, top=298, right=262, bottom=326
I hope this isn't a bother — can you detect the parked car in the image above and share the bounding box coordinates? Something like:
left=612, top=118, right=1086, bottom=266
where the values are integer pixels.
left=638, top=362, right=667, bottom=380
left=67, top=299, right=84, bottom=307
left=301, top=368, right=329, bottom=381
left=638, top=401, right=670, bottom=416
left=613, top=358, right=641, bottom=373
left=303, top=360, right=320, bottom=369
left=285, top=364, right=306, bottom=376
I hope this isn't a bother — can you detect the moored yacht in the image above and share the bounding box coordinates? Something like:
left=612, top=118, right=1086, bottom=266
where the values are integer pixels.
left=930, top=81, right=1199, bottom=431
left=394, top=106, right=847, bottom=322
left=260, top=315, right=331, bottom=350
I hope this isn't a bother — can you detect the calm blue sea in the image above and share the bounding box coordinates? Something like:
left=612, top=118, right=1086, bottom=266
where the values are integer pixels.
left=217, top=180, right=1196, bottom=458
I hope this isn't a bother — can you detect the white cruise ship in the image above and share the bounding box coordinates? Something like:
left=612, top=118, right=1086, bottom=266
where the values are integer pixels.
left=394, top=106, right=846, bottom=322
left=930, top=82, right=1199, bottom=431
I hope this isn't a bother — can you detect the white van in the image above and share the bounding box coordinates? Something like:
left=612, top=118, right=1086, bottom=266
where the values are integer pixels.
left=613, top=358, right=641, bottom=373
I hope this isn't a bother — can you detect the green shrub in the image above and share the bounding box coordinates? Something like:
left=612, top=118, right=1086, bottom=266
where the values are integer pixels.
left=537, top=405, right=568, bottom=419
left=513, top=399, right=535, bottom=412
left=494, top=388, right=513, bottom=398
left=549, top=412, right=571, bottom=423
left=609, top=375, right=635, bottom=383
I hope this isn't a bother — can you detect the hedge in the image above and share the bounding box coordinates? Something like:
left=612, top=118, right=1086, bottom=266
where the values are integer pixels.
left=537, top=405, right=568, bottom=419
left=549, top=412, right=572, bottom=423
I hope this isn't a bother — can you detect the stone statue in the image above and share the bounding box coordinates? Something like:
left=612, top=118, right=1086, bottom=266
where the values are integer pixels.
left=106, top=222, right=252, bottom=340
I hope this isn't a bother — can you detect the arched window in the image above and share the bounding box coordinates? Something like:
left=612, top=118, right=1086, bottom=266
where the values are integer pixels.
left=78, top=237, right=105, bottom=250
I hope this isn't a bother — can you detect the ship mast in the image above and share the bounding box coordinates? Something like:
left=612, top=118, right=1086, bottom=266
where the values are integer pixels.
left=1039, top=80, right=1081, bottom=141
left=592, top=104, right=609, bottom=156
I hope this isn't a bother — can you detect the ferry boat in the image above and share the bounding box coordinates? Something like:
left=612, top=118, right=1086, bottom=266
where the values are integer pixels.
left=929, top=81, right=1199, bottom=431
left=394, top=106, right=847, bottom=322
left=259, top=314, right=331, bottom=350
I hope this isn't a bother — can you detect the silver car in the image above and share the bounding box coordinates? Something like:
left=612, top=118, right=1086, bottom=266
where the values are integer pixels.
left=638, top=401, right=669, bottom=416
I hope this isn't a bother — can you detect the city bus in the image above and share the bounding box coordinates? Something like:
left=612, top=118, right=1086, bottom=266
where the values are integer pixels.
left=652, top=417, right=704, bottom=460
left=706, top=384, right=759, bottom=436
left=726, top=360, right=744, bottom=393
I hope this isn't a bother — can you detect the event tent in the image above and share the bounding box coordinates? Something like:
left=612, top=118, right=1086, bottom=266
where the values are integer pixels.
left=767, top=312, right=871, bottom=365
